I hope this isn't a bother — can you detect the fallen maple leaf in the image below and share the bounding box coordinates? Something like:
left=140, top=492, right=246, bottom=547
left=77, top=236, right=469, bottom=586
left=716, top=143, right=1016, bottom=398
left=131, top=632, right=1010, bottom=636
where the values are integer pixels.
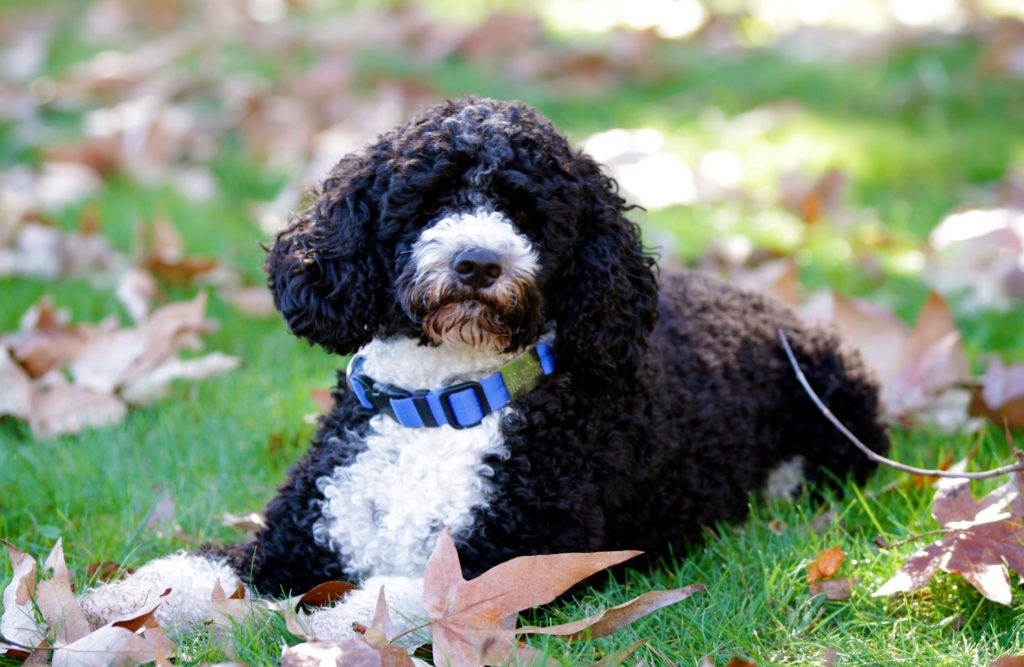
left=515, top=586, right=705, bottom=640
left=0, top=292, right=239, bottom=438
left=874, top=463, right=1024, bottom=605
left=1, top=542, right=44, bottom=657
left=422, top=529, right=704, bottom=667
left=35, top=539, right=92, bottom=647
left=51, top=591, right=175, bottom=667
left=29, top=383, right=129, bottom=439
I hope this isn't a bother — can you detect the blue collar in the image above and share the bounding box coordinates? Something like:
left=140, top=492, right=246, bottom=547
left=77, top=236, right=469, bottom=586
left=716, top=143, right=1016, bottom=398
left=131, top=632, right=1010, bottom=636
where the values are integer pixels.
left=346, top=343, right=555, bottom=429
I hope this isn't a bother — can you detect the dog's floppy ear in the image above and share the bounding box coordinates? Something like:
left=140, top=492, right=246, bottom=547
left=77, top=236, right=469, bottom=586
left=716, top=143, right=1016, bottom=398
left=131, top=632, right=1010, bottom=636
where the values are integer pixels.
left=550, top=157, right=659, bottom=390
left=265, top=155, right=388, bottom=355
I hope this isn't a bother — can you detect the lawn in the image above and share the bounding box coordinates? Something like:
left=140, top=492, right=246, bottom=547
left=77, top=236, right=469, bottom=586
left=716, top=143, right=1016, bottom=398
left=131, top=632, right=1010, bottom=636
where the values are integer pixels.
left=2, top=1, right=1024, bottom=665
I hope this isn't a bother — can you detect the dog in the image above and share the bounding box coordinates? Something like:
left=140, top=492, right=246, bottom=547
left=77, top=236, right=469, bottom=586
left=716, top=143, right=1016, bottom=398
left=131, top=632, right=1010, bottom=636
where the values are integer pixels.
left=80, top=97, right=889, bottom=640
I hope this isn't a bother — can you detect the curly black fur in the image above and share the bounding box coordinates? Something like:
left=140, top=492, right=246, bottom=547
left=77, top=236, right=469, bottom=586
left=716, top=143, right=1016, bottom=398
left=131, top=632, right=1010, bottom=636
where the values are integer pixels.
left=221, top=97, right=891, bottom=595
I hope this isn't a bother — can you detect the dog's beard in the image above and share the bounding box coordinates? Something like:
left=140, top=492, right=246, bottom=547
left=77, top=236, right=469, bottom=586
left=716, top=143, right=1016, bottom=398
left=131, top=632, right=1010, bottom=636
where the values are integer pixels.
left=422, top=300, right=512, bottom=349
left=399, top=272, right=540, bottom=351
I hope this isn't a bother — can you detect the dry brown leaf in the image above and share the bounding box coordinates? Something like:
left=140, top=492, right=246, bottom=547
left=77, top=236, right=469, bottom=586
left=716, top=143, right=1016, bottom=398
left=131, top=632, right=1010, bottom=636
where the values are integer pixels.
left=726, top=657, right=758, bottom=667
left=1, top=541, right=44, bottom=656
left=121, top=352, right=240, bottom=405
left=116, top=269, right=159, bottom=323
left=874, top=465, right=1024, bottom=605
left=727, top=258, right=800, bottom=308
left=779, top=169, right=847, bottom=223
left=0, top=347, right=33, bottom=420
left=36, top=539, right=92, bottom=646
left=970, top=358, right=1024, bottom=430
left=221, top=512, right=267, bottom=534
left=277, top=581, right=359, bottom=641
left=352, top=588, right=418, bottom=666
left=288, top=582, right=359, bottom=613
left=219, top=287, right=276, bottom=318
left=208, top=578, right=272, bottom=630
left=807, top=546, right=845, bottom=584
left=992, top=657, right=1024, bottom=667
left=51, top=590, right=175, bottom=667
left=363, top=588, right=395, bottom=647
left=144, top=254, right=220, bottom=286
left=29, top=384, right=128, bottom=439
left=421, top=528, right=693, bottom=667
left=803, top=290, right=972, bottom=430
left=2, top=298, right=95, bottom=379
left=809, top=577, right=856, bottom=601
left=517, top=585, right=705, bottom=640
left=85, top=290, right=212, bottom=393
left=924, top=208, right=1024, bottom=312
left=69, top=328, right=150, bottom=394
left=311, top=388, right=334, bottom=413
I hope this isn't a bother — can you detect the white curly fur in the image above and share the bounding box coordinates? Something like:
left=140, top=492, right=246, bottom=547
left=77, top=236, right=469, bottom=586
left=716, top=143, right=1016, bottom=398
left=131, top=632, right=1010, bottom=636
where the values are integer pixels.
left=79, top=552, right=244, bottom=633
left=306, top=575, right=428, bottom=646
left=764, top=456, right=806, bottom=500
left=314, top=336, right=518, bottom=581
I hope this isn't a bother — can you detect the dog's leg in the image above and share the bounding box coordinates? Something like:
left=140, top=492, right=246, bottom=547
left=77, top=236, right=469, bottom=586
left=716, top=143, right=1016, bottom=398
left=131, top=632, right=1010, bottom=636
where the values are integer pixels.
left=79, top=551, right=244, bottom=633
left=763, top=455, right=807, bottom=500
left=306, top=575, right=428, bottom=647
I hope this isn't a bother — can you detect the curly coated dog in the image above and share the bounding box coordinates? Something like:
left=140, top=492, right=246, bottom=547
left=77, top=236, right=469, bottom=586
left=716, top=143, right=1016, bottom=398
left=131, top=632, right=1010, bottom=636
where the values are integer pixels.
left=80, top=97, right=890, bottom=639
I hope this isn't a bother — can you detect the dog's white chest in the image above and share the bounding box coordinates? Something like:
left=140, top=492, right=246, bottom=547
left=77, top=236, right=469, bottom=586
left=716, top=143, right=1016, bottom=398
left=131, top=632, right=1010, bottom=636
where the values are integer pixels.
left=314, top=412, right=507, bottom=580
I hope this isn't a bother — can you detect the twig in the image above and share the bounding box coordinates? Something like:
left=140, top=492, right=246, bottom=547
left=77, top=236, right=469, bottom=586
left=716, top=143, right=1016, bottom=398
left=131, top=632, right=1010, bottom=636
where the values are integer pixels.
left=778, top=329, right=1024, bottom=481
left=873, top=530, right=948, bottom=550
left=0, top=633, right=39, bottom=651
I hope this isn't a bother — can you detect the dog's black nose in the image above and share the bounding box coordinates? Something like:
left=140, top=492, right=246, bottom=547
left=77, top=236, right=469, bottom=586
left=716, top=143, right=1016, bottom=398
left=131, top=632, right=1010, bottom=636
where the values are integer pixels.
left=452, top=247, right=502, bottom=289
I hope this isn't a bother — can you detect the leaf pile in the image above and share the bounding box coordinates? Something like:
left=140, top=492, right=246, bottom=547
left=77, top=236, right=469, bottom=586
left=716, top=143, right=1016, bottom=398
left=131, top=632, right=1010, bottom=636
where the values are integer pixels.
left=0, top=292, right=238, bottom=437
left=0, top=540, right=174, bottom=666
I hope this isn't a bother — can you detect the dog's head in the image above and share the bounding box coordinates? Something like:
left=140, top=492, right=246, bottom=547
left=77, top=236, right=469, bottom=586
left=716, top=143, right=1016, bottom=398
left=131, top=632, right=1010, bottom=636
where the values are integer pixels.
left=266, top=97, right=658, bottom=387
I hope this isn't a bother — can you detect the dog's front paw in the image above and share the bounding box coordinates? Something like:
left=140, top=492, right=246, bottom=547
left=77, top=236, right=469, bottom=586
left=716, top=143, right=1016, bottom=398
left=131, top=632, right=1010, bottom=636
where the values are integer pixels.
left=306, top=575, right=429, bottom=649
left=79, top=552, right=243, bottom=634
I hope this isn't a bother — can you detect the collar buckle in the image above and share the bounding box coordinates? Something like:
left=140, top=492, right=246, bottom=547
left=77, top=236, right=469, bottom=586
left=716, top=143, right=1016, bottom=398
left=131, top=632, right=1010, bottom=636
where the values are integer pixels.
left=437, top=380, right=491, bottom=429
left=349, top=371, right=412, bottom=421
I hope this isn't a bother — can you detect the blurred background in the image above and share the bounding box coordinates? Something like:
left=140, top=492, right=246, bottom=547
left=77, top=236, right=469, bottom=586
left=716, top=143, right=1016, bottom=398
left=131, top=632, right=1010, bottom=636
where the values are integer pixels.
left=3, top=0, right=1024, bottom=281
left=3, top=0, right=1024, bottom=307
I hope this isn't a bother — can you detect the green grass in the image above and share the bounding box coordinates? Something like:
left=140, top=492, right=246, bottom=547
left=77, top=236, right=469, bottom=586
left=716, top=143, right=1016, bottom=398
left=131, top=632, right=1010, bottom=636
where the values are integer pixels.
left=3, top=2, right=1024, bottom=665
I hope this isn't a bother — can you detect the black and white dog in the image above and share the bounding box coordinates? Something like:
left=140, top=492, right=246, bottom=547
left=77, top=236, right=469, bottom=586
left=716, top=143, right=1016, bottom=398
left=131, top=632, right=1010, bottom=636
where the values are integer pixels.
left=81, top=97, right=889, bottom=638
